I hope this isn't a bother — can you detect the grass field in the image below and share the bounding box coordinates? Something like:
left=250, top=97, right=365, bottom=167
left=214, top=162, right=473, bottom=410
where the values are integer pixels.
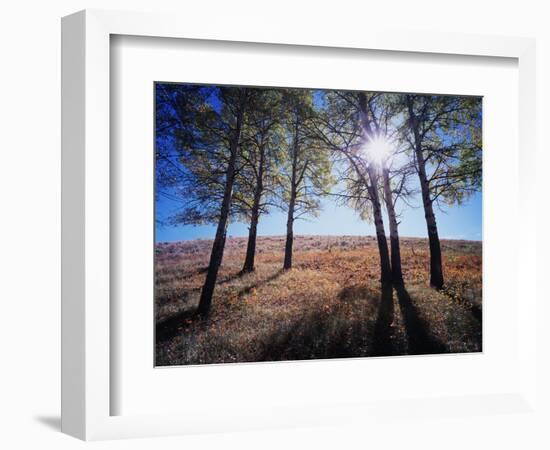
left=155, top=235, right=482, bottom=366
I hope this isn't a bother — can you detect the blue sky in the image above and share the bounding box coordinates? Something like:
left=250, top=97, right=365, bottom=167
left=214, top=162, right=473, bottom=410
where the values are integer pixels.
left=155, top=191, right=482, bottom=242
left=155, top=85, right=482, bottom=243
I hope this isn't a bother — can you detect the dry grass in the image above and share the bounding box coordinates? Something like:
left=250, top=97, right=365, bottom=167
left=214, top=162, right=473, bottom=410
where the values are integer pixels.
left=155, top=235, right=482, bottom=366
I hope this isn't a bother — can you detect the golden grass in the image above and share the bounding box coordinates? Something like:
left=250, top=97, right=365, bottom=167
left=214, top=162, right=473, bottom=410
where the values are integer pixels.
left=155, top=235, right=482, bottom=365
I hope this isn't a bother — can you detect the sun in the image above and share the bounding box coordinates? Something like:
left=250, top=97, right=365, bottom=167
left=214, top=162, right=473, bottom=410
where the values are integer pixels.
left=363, top=135, right=393, bottom=167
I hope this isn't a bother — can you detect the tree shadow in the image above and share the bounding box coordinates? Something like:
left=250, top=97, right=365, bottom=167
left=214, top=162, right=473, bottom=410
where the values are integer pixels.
left=372, top=283, right=396, bottom=356
left=218, top=271, right=246, bottom=285
left=256, top=309, right=368, bottom=362
left=183, top=269, right=245, bottom=288
left=155, top=308, right=198, bottom=343
left=338, top=285, right=372, bottom=303
left=394, top=285, right=447, bottom=355
left=257, top=319, right=305, bottom=361
left=156, top=269, right=285, bottom=344
left=158, top=270, right=246, bottom=302
left=237, top=269, right=284, bottom=298
left=470, top=303, right=482, bottom=322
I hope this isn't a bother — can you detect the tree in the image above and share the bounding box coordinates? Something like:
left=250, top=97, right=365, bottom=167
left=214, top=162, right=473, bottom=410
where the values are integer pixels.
left=155, top=84, right=253, bottom=316
left=380, top=150, right=417, bottom=286
left=234, top=90, right=284, bottom=273
left=313, top=91, right=392, bottom=283
left=402, top=94, right=482, bottom=288
left=196, top=87, right=253, bottom=315
left=156, top=84, right=240, bottom=227
left=364, top=94, right=417, bottom=286
left=357, top=93, right=394, bottom=284
left=155, top=84, right=212, bottom=223
left=279, top=89, right=333, bottom=270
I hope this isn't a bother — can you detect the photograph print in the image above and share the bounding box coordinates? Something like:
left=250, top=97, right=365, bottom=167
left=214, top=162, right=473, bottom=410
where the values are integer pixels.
left=155, top=83, right=482, bottom=366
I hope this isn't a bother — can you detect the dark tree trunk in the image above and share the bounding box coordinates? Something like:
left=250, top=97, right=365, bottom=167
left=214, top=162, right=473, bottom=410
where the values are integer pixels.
left=283, top=194, right=295, bottom=270
left=242, top=151, right=265, bottom=273
left=242, top=202, right=260, bottom=273
left=418, top=160, right=444, bottom=289
left=382, top=168, right=404, bottom=285
left=197, top=99, right=245, bottom=316
left=284, top=121, right=299, bottom=270
left=406, top=96, right=444, bottom=289
left=367, top=167, right=393, bottom=284
left=357, top=92, right=392, bottom=284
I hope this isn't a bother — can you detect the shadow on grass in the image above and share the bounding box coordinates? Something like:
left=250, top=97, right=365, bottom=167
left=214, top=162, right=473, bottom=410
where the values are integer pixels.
left=257, top=310, right=369, bottom=362
left=394, top=285, right=447, bottom=355
left=372, top=283, right=396, bottom=356
left=155, top=308, right=198, bottom=343
left=257, top=283, right=376, bottom=361
left=470, top=303, right=482, bottom=322
left=237, top=269, right=284, bottom=298
left=338, top=285, right=372, bottom=302
left=218, top=270, right=247, bottom=285
left=157, top=278, right=449, bottom=362
left=156, top=269, right=285, bottom=344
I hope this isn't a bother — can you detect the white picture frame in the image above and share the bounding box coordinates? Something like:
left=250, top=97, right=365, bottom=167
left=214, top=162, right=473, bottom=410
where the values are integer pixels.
left=61, top=9, right=537, bottom=441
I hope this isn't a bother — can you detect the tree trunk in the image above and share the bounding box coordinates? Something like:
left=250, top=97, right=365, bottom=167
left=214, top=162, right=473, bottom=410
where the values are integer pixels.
left=367, top=167, right=393, bottom=284
left=283, top=194, right=295, bottom=270
left=417, top=158, right=444, bottom=289
left=284, top=121, right=299, bottom=270
left=406, top=96, right=444, bottom=289
left=382, top=168, right=404, bottom=285
left=197, top=99, right=245, bottom=316
left=357, top=92, right=392, bottom=284
left=242, top=201, right=260, bottom=273
left=242, top=206, right=259, bottom=273
left=242, top=152, right=264, bottom=273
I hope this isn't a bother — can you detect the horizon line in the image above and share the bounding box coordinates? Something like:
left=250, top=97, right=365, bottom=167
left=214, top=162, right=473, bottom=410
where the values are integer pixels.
left=156, top=233, right=482, bottom=244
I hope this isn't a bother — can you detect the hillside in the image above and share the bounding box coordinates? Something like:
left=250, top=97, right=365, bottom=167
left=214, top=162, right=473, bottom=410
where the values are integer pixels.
left=155, top=235, right=482, bottom=365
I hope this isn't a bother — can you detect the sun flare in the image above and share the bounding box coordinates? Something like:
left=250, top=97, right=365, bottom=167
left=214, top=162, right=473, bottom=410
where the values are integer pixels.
left=363, top=135, right=393, bottom=166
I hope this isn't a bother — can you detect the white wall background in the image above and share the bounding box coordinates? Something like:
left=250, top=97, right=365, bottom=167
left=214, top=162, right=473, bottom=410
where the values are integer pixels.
left=0, top=1, right=548, bottom=449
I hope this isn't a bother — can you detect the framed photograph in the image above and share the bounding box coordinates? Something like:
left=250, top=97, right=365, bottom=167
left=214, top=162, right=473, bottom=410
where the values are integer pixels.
left=153, top=82, right=483, bottom=367
left=62, top=9, right=537, bottom=440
